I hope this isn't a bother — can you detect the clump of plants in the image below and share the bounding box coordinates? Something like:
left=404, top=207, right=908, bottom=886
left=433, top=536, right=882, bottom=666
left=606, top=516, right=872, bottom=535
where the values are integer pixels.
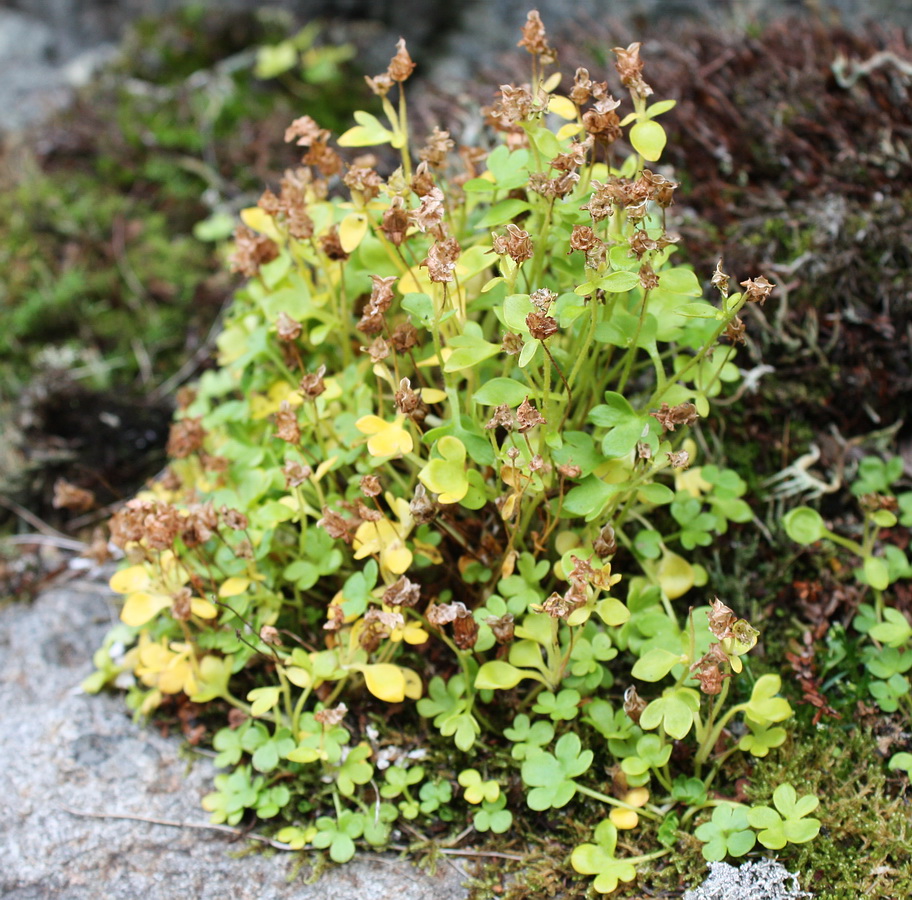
left=91, top=12, right=826, bottom=893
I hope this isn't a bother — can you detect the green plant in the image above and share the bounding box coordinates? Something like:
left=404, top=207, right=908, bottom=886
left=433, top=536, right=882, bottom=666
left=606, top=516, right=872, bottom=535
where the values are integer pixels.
left=784, top=454, right=912, bottom=775
left=91, top=13, right=817, bottom=893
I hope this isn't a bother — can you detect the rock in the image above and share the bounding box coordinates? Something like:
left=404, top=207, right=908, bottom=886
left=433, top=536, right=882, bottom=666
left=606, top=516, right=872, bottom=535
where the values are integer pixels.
left=0, top=577, right=469, bottom=900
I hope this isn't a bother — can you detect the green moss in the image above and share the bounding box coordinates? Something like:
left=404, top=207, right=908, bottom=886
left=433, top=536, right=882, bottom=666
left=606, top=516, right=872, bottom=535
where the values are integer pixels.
left=747, top=729, right=912, bottom=899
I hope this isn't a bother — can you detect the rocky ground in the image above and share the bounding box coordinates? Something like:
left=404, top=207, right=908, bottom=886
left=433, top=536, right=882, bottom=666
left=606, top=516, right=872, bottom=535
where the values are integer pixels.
left=0, top=575, right=469, bottom=900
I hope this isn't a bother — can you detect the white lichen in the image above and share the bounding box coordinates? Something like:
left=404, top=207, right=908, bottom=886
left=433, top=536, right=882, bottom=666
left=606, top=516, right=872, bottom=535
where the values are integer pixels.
left=684, top=858, right=813, bottom=900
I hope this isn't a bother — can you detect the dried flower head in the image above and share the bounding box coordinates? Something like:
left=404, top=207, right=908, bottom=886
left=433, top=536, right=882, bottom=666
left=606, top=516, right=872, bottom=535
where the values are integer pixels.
left=708, top=598, right=737, bottom=640
left=381, top=196, right=410, bottom=246
left=486, top=612, right=515, bottom=643
left=724, top=316, right=746, bottom=345
left=167, top=417, right=206, bottom=458
left=275, top=311, right=302, bottom=342
left=650, top=402, right=699, bottom=432
left=319, top=225, right=349, bottom=261
left=410, top=185, right=445, bottom=234
left=409, top=483, right=437, bottom=524
left=52, top=478, right=95, bottom=513
left=516, top=396, right=546, bottom=432
left=259, top=625, right=282, bottom=646
left=387, top=38, right=416, bottom=82
left=383, top=575, right=422, bottom=608
left=666, top=450, right=690, bottom=469
left=220, top=507, right=248, bottom=531
left=502, top=332, right=525, bottom=355
left=593, top=524, right=617, bottom=559
left=314, top=703, right=348, bottom=726
left=484, top=404, right=516, bottom=432
left=284, top=115, right=329, bottom=147
left=517, top=10, right=556, bottom=64
left=419, top=127, right=455, bottom=168
left=362, top=336, right=391, bottom=362
left=360, top=475, right=382, bottom=498
left=582, top=97, right=622, bottom=141
left=740, top=275, right=776, bottom=305
left=570, top=67, right=609, bottom=105
left=274, top=401, right=301, bottom=443
left=230, top=226, right=279, bottom=278
left=613, top=42, right=653, bottom=98
left=421, top=236, right=460, bottom=283
left=318, top=506, right=354, bottom=543
left=391, top=321, right=419, bottom=354
left=283, top=459, right=312, bottom=488
left=492, top=223, right=534, bottom=263
left=624, top=685, right=647, bottom=724
left=526, top=310, right=559, bottom=341
left=300, top=364, right=327, bottom=399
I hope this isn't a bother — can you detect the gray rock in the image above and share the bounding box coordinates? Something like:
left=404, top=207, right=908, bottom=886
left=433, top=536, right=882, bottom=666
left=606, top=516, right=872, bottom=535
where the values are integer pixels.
left=0, top=578, right=469, bottom=900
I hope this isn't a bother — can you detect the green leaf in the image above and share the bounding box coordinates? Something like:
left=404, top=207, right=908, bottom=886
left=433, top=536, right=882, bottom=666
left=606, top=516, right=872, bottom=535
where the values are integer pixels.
left=337, top=110, right=394, bottom=147
left=783, top=507, right=826, bottom=544
left=473, top=377, right=530, bottom=407
left=599, top=270, right=641, bottom=293
left=745, top=674, right=792, bottom=725
left=863, top=555, right=890, bottom=591
left=443, top=333, right=502, bottom=372
left=475, top=199, right=532, bottom=228
left=632, top=647, right=684, bottom=682
left=640, top=688, right=699, bottom=740
left=629, top=119, right=667, bottom=161
left=475, top=661, right=527, bottom=690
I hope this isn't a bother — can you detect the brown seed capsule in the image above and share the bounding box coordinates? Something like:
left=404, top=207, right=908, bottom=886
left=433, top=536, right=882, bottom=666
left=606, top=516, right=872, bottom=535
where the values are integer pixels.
left=409, top=483, right=437, bottom=524
left=516, top=397, right=546, bottom=433
left=52, top=478, right=95, bottom=513
left=167, top=417, right=206, bottom=459
left=486, top=613, right=515, bottom=643
left=314, top=703, right=348, bottom=725
left=274, top=401, right=301, bottom=443
left=300, top=364, right=327, bottom=399
left=526, top=311, right=559, bottom=341
left=739, top=275, right=776, bottom=305
left=383, top=576, right=422, bottom=608
left=623, top=685, right=647, bottom=724
left=453, top=612, right=479, bottom=650
left=259, top=625, right=282, bottom=646
left=360, top=475, right=382, bottom=498
left=275, top=311, right=303, bottom=342
left=650, top=402, right=699, bottom=432
left=593, top=524, right=617, bottom=559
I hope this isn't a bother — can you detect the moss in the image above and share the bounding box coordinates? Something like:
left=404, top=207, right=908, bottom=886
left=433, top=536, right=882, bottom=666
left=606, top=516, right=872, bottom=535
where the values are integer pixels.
left=747, top=728, right=912, bottom=899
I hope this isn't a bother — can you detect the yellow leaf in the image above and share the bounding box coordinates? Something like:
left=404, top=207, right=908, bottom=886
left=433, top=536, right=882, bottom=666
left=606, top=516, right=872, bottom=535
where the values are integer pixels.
left=556, top=122, right=583, bottom=141
left=413, top=538, right=443, bottom=564
left=338, top=212, right=369, bottom=253
left=120, top=591, right=171, bottom=627
left=190, top=597, right=218, bottom=619
left=625, top=788, right=650, bottom=808
left=356, top=415, right=413, bottom=458
left=110, top=565, right=149, bottom=595
left=542, top=72, right=562, bottom=93
left=285, top=666, right=312, bottom=688
left=401, top=666, right=423, bottom=699
left=610, top=808, right=639, bottom=830
left=359, top=663, right=407, bottom=703
left=314, top=456, right=338, bottom=481
left=548, top=94, right=578, bottom=119
left=657, top=551, right=694, bottom=600
left=219, top=577, right=251, bottom=598
left=418, top=388, right=447, bottom=404
left=240, top=206, right=282, bottom=242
